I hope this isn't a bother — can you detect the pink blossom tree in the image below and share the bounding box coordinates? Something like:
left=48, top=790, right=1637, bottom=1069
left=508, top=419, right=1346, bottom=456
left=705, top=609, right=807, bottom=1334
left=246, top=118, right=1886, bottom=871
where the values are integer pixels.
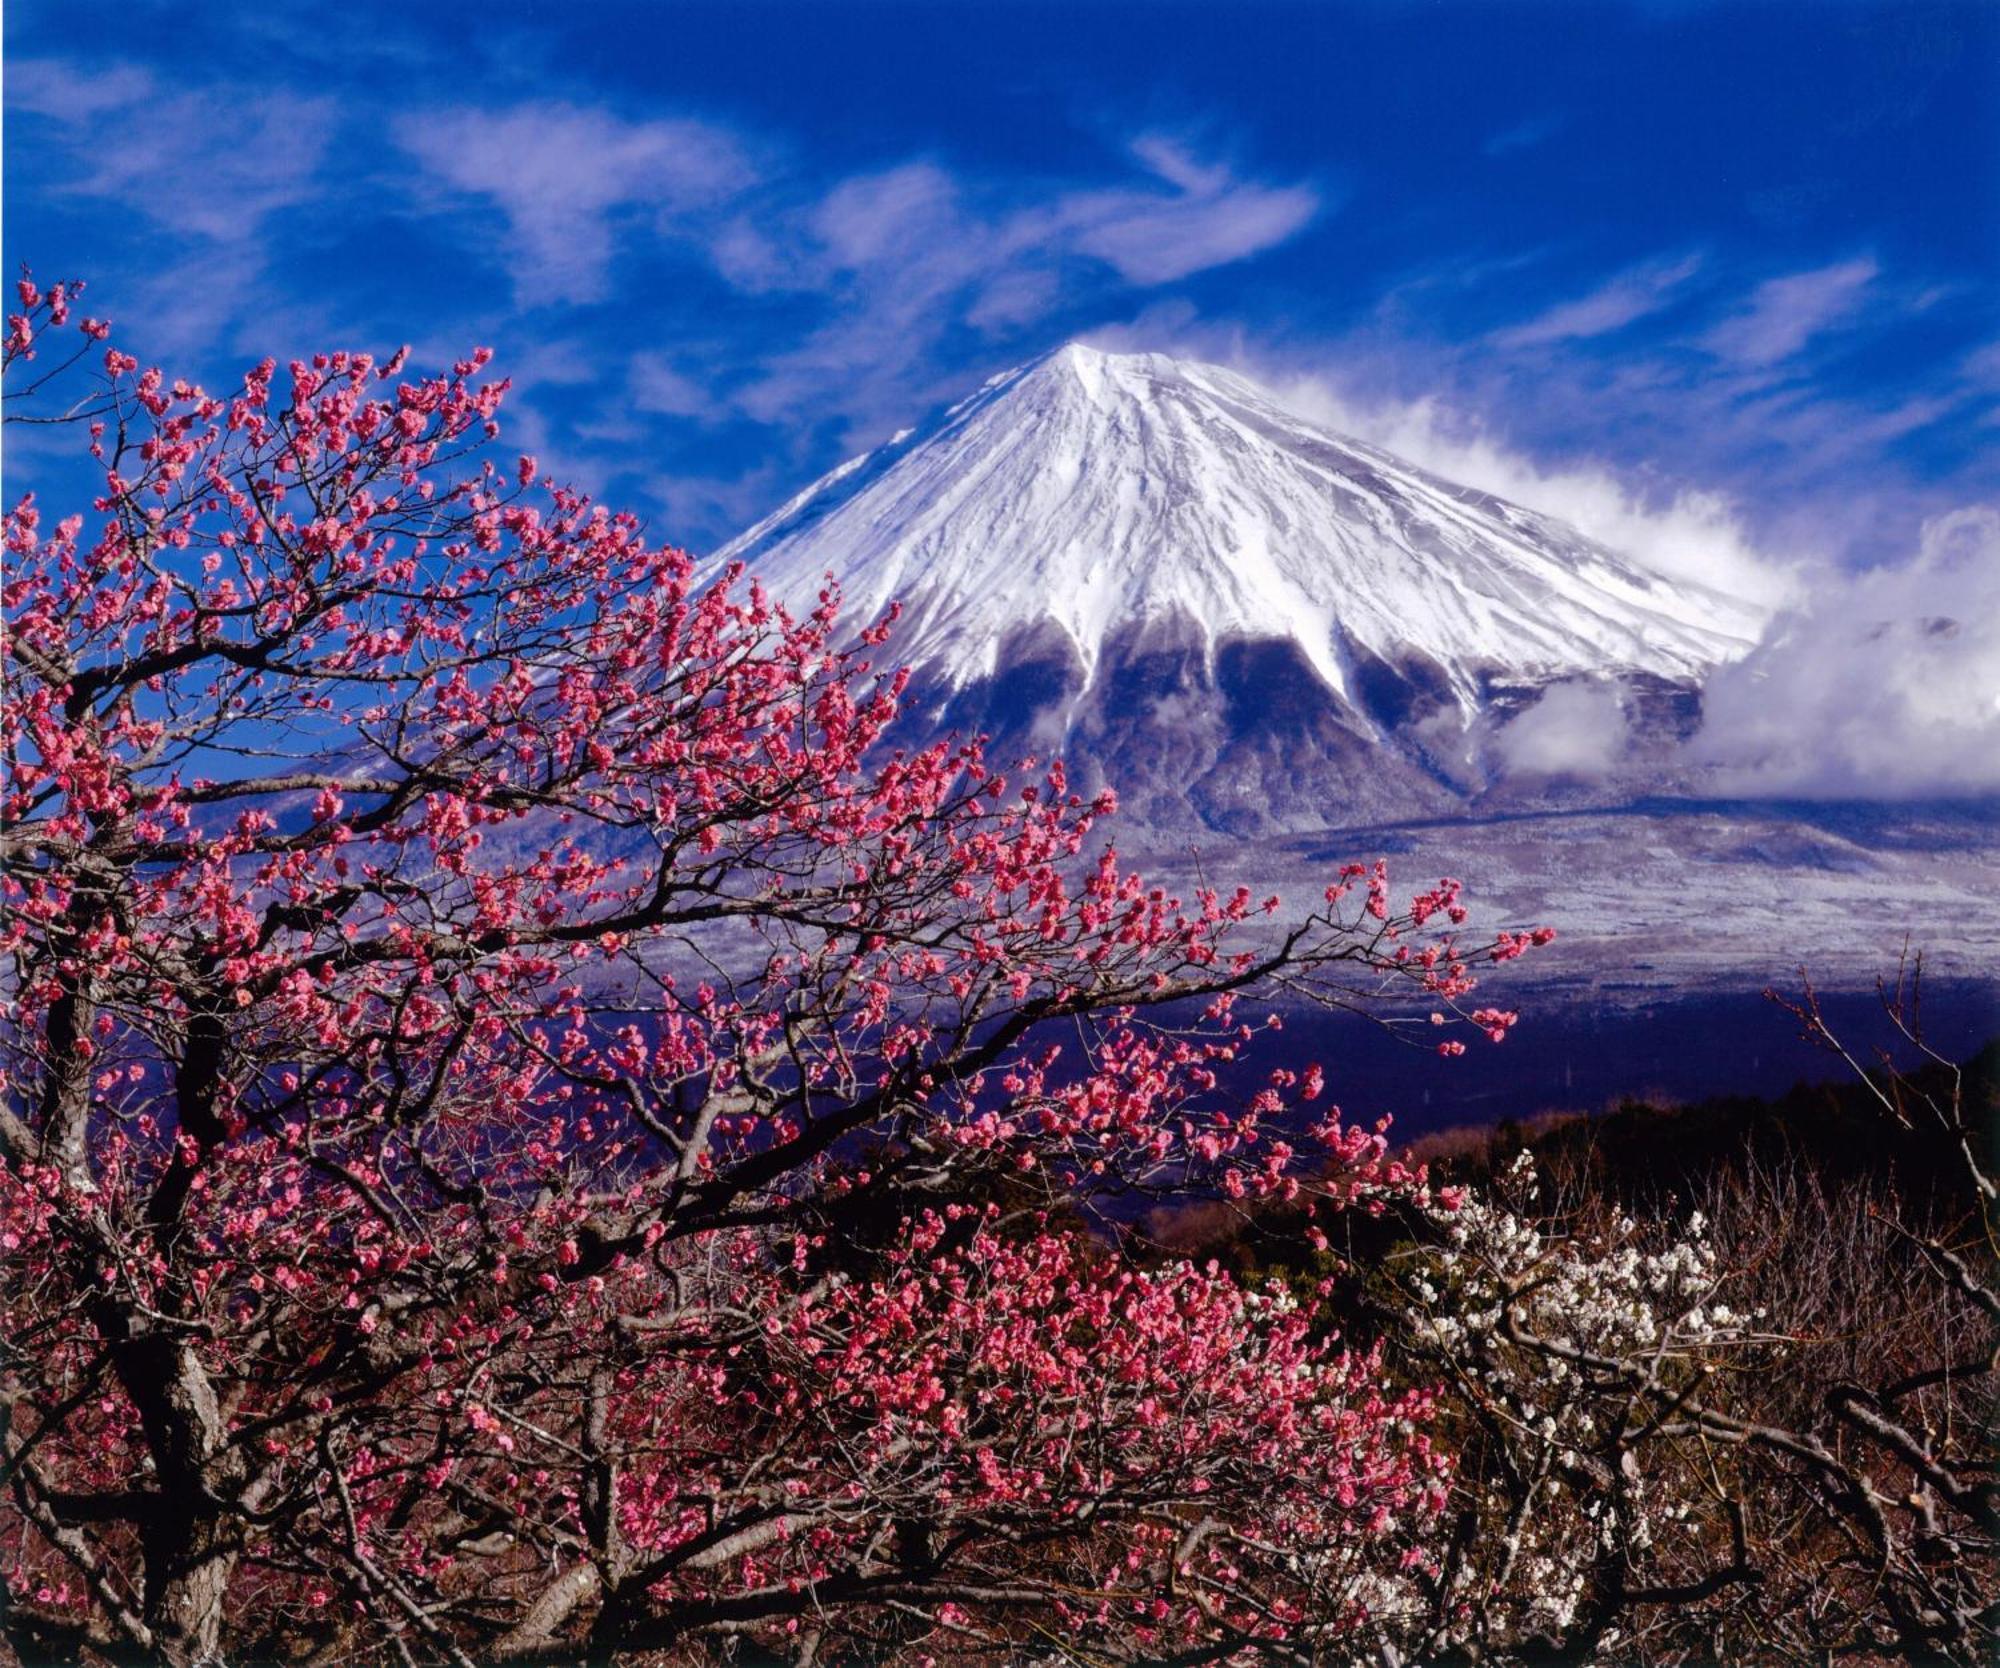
left=0, top=280, right=1545, bottom=1665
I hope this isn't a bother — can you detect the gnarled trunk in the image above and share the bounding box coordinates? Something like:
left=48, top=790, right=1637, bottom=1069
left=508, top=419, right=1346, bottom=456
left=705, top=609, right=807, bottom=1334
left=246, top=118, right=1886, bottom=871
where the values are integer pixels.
left=115, top=1334, right=239, bottom=1668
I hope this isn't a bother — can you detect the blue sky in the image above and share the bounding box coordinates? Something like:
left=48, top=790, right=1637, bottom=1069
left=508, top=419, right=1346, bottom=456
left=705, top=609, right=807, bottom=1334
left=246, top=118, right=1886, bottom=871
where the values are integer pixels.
left=6, top=0, right=1996, bottom=576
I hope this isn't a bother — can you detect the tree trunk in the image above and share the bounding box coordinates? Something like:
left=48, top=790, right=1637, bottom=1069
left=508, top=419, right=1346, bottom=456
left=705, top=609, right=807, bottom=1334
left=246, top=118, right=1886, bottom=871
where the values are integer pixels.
left=116, top=1334, right=239, bottom=1667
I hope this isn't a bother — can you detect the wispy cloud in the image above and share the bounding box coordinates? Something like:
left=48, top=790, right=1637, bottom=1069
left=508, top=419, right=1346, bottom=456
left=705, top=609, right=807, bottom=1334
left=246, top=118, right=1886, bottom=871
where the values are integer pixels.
left=715, top=134, right=1323, bottom=440
left=1064, top=135, right=1319, bottom=284
left=1961, top=339, right=2000, bottom=389
left=1493, top=253, right=1702, bottom=348
left=1483, top=112, right=1566, bottom=157
left=9, top=49, right=1330, bottom=539
left=10, top=58, right=335, bottom=243
left=1308, top=242, right=1982, bottom=572
left=628, top=353, right=720, bottom=420
left=392, top=103, right=758, bottom=305
left=8, top=58, right=155, bottom=122
left=1698, top=256, right=1878, bottom=366
left=6, top=59, right=354, bottom=362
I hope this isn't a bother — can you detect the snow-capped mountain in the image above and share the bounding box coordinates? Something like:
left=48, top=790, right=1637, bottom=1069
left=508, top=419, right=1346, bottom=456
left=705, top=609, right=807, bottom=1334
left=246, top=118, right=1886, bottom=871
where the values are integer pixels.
left=718, top=344, right=1771, bottom=834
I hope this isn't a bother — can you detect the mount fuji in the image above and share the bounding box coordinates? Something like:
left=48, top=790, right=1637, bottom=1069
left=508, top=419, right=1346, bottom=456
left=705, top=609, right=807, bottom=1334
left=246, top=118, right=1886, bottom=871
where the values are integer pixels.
left=717, top=344, right=1768, bottom=834
left=708, top=343, right=1999, bottom=1004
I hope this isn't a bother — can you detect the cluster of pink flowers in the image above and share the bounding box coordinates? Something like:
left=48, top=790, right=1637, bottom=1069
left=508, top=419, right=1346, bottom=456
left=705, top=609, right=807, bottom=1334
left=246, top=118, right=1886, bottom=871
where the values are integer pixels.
left=0, top=277, right=1553, bottom=1662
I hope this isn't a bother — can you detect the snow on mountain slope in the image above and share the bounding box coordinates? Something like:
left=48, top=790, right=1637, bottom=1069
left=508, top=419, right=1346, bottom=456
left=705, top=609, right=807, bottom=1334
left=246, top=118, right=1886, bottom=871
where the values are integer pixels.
left=717, top=344, right=1768, bottom=719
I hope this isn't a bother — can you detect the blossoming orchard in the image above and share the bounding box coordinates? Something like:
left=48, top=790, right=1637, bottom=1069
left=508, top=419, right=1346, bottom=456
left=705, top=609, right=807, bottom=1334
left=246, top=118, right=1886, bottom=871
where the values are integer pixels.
left=4, top=282, right=1993, bottom=1668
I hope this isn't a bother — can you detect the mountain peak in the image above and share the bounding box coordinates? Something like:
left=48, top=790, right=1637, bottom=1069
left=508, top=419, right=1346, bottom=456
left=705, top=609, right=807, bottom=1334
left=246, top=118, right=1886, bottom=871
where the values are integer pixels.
left=1038, top=339, right=1175, bottom=377
left=718, top=344, right=1768, bottom=714
left=1044, top=339, right=1107, bottom=368
left=1022, top=340, right=1265, bottom=415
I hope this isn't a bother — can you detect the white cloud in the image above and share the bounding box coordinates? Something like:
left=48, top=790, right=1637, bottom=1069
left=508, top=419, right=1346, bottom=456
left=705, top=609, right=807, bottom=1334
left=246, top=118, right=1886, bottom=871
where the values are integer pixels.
left=1692, top=506, right=2000, bottom=796
left=393, top=103, right=757, bottom=305
left=1960, top=339, right=2000, bottom=389
left=1493, top=253, right=1702, bottom=348
left=811, top=163, right=960, bottom=267
left=8, top=58, right=156, bottom=121
left=1695, top=506, right=2000, bottom=794
left=966, top=267, right=1061, bottom=333
left=1495, top=681, right=1630, bottom=777
left=1065, top=136, right=1319, bottom=285
left=628, top=353, right=716, bottom=419
left=10, top=58, right=335, bottom=243
left=1699, top=256, right=1878, bottom=366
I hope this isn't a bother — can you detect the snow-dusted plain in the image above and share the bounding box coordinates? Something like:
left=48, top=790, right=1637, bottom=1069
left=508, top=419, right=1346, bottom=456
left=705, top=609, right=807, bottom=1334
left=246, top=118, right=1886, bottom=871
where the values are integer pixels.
left=717, top=344, right=2000, bottom=1003
left=1247, top=799, right=1999, bottom=1000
